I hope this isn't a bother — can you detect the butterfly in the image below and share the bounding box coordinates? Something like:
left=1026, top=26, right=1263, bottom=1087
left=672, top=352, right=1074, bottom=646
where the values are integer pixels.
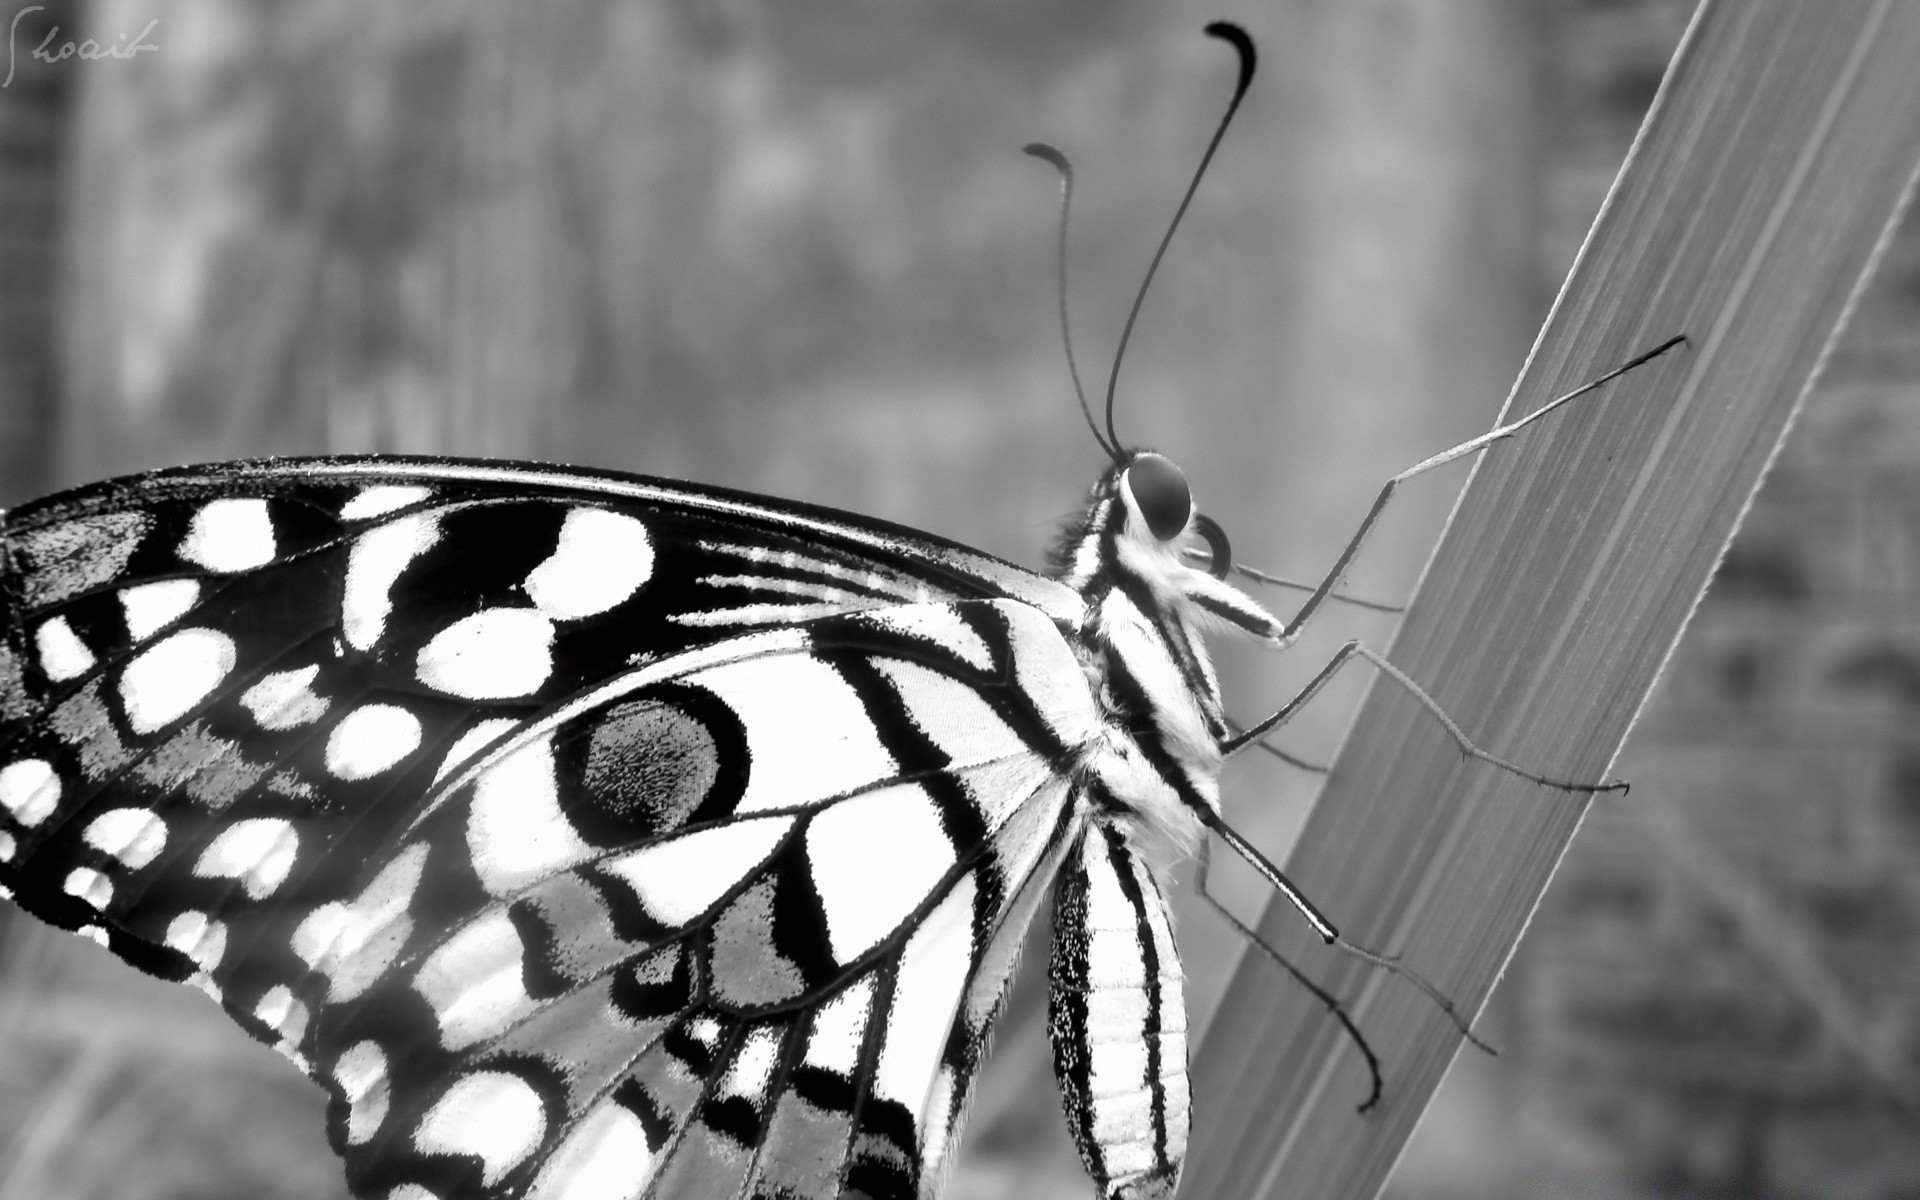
left=0, top=22, right=1673, bottom=1200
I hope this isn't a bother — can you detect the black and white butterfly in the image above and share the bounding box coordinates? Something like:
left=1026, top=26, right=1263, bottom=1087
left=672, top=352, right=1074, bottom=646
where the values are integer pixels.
left=0, top=23, right=1676, bottom=1200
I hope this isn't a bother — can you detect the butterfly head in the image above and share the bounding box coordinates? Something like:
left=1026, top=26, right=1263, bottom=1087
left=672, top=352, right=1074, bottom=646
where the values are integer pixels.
left=1114, top=452, right=1233, bottom=580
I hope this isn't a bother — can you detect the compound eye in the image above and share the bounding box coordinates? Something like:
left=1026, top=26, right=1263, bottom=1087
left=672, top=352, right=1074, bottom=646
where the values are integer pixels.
left=1123, top=454, right=1193, bottom=541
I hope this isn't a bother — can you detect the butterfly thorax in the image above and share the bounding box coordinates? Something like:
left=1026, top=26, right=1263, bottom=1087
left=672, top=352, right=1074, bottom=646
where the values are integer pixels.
left=1051, top=456, right=1286, bottom=852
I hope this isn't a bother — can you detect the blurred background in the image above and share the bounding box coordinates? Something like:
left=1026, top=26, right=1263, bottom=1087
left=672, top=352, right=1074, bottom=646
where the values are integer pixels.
left=1, top=0, right=1918, bottom=1196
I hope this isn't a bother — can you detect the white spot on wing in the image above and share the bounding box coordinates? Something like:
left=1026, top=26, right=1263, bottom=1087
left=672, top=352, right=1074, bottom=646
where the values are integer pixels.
left=164, top=911, right=228, bottom=971
left=241, top=665, right=329, bottom=730
left=64, top=867, right=111, bottom=908
left=873, top=874, right=976, bottom=1111
left=413, top=910, right=535, bottom=1050
left=686, top=654, right=895, bottom=815
left=84, top=808, right=167, bottom=869
left=120, top=628, right=238, bottom=735
left=35, top=617, right=93, bottom=682
left=861, top=605, right=994, bottom=672
left=119, top=580, right=201, bottom=640
left=804, top=975, right=875, bottom=1075
left=872, top=657, right=1029, bottom=775
left=525, top=508, right=653, bottom=620
left=0, top=760, right=61, bottom=827
left=293, top=843, right=427, bottom=1001
left=254, top=984, right=310, bottom=1046
left=416, top=609, right=555, bottom=700
left=180, top=498, right=277, bottom=573
left=414, top=1072, right=547, bottom=1187
left=527, top=1099, right=653, bottom=1200
left=720, top=1026, right=782, bottom=1103
left=1004, top=601, right=1100, bottom=748
left=466, top=736, right=592, bottom=896
left=341, top=485, right=431, bottom=521
left=343, top=513, right=441, bottom=651
left=78, top=925, right=110, bottom=947
left=0, top=832, right=14, bottom=862
left=806, top=783, right=956, bottom=963
left=195, top=817, right=300, bottom=898
left=602, top=816, right=792, bottom=927
left=325, top=704, right=422, bottom=780
left=334, top=1040, right=391, bottom=1145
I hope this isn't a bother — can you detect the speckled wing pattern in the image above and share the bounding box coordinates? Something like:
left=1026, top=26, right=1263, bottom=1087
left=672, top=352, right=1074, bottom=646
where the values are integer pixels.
left=0, top=456, right=1096, bottom=1200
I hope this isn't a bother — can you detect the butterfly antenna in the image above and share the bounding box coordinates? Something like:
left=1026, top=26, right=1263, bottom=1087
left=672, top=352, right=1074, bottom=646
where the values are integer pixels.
left=1025, top=143, right=1116, bottom=461
left=1103, top=21, right=1256, bottom=455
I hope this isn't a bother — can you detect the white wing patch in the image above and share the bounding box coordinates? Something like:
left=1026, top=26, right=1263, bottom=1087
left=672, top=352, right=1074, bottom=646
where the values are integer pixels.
left=119, top=580, right=201, bottom=640
left=0, top=759, right=60, bottom=827
left=527, top=1100, right=653, bottom=1200
left=415, top=609, right=556, bottom=700
left=603, top=815, right=793, bottom=927
left=83, top=808, right=167, bottom=869
left=63, top=866, right=111, bottom=908
left=343, top=513, right=442, bottom=651
left=688, top=654, right=896, bottom=815
left=164, top=910, right=228, bottom=972
left=119, top=628, right=238, bottom=735
left=194, top=817, right=301, bottom=898
left=465, top=736, right=592, bottom=897
left=806, top=973, right=875, bottom=1077
left=325, top=704, right=424, bottom=780
left=806, top=783, right=956, bottom=963
left=524, top=508, right=654, bottom=620
left=413, top=1071, right=548, bottom=1187
left=240, top=665, right=330, bottom=731
left=179, top=498, right=277, bottom=573
left=872, top=657, right=1027, bottom=769
left=873, top=873, right=975, bottom=1114
left=340, top=485, right=432, bottom=521
left=414, top=908, right=536, bottom=1050
left=334, top=1040, right=393, bottom=1145
left=859, top=606, right=994, bottom=672
left=721, top=1025, right=783, bottom=1103
left=35, top=616, right=93, bottom=682
left=253, top=983, right=311, bottom=1047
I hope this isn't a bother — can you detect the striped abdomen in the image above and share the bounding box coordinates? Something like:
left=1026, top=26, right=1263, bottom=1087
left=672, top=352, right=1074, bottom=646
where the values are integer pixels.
left=1049, top=820, right=1189, bottom=1200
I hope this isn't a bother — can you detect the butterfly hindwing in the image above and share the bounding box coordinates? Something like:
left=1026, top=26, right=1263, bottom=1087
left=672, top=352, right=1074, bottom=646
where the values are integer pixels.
left=311, top=603, right=1090, bottom=1197
left=1, top=460, right=1099, bottom=1199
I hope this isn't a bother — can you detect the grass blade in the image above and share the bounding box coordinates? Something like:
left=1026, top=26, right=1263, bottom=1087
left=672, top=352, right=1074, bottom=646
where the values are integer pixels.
left=1185, top=3, right=1920, bottom=1197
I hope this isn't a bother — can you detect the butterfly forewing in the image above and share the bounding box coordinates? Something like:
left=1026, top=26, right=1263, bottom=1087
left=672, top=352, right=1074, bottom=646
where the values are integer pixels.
left=0, top=458, right=1103, bottom=1199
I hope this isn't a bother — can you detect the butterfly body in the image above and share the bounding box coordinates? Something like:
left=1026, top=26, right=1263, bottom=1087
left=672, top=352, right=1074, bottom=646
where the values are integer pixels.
left=0, top=449, right=1287, bottom=1200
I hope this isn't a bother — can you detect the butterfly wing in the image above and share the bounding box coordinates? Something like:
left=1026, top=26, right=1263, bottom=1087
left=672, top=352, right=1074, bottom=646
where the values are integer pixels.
left=0, top=459, right=1095, bottom=1199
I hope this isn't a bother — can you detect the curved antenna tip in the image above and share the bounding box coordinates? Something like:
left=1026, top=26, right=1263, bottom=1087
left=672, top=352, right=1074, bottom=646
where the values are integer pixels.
left=1024, top=142, right=1070, bottom=174
left=1203, top=21, right=1257, bottom=96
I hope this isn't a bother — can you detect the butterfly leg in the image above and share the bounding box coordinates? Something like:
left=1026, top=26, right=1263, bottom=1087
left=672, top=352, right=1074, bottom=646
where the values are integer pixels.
left=1192, top=802, right=1497, bottom=1057
left=1251, top=740, right=1327, bottom=775
left=1224, top=639, right=1627, bottom=794
left=1262, top=335, right=1686, bottom=650
left=1194, top=841, right=1382, bottom=1112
